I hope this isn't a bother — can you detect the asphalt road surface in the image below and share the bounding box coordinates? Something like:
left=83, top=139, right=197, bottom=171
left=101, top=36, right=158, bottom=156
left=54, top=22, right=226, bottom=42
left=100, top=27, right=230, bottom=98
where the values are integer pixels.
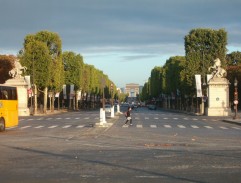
left=0, top=107, right=241, bottom=183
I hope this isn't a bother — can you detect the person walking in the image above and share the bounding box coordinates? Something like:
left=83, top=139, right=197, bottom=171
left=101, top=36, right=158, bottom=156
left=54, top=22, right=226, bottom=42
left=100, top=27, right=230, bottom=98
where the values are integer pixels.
left=125, top=106, right=133, bottom=126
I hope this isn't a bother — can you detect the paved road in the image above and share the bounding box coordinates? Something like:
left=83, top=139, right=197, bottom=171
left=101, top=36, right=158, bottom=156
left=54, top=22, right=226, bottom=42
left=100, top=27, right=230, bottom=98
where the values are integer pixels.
left=0, top=108, right=241, bottom=183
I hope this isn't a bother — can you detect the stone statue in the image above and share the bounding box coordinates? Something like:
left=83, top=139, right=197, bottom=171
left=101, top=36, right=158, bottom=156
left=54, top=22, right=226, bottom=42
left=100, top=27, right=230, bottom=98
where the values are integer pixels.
left=9, top=59, right=27, bottom=78
left=208, top=58, right=227, bottom=78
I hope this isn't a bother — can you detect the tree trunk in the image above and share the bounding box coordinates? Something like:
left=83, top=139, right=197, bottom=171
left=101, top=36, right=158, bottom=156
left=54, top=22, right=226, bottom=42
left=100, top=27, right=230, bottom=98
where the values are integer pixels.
left=51, top=92, right=55, bottom=112
left=34, top=84, right=38, bottom=114
left=43, top=87, right=48, bottom=113
left=75, top=91, right=78, bottom=110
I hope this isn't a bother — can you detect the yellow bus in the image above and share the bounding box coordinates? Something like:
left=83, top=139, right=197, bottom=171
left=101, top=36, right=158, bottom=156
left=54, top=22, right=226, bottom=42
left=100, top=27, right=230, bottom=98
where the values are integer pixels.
left=0, top=85, right=18, bottom=131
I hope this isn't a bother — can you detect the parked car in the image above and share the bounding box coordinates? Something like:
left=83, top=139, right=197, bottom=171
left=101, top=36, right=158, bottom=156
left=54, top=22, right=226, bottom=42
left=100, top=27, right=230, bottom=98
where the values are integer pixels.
left=148, top=105, right=156, bottom=110
left=105, top=104, right=111, bottom=112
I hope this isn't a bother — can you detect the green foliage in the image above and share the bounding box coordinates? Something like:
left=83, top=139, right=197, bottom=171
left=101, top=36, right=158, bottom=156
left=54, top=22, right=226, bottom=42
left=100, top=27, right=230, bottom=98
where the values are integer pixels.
left=0, top=55, right=15, bottom=84
left=20, top=40, right=52, bottom=88
left=20, top=30, right=64, bottom=91
left=183, top=28, right=227, bottom=95
left=164, top=56, right=185, bottom=94
left=150, top=67, right=162, bottom=98
left=63, top=51, right=83, bottom=90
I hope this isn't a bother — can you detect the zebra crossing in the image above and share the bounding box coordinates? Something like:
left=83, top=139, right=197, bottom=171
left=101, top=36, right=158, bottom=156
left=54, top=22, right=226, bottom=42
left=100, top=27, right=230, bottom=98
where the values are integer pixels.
left=8, top=124, right=92, bottom=130
left=122, top=124, right=240, bottom=130
left=16, top=115, right=241, bottom=131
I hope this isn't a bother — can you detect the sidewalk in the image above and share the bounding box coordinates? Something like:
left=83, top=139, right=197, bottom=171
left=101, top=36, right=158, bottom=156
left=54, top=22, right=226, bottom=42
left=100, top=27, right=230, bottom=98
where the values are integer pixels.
left=222, top=112, right=241, bottom=126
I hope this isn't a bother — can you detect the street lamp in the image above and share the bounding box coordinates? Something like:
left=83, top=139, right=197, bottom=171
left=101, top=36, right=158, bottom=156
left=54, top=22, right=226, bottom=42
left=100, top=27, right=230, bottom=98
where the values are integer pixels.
left=233, top=77, right=238, bottom=119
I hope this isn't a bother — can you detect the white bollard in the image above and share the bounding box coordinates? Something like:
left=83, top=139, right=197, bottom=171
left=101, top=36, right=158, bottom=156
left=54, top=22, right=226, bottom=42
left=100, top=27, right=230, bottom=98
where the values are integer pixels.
left=117, top=104, right=120, bottom=113
left=111, top=106, right=115, bottom=118
left=100, top=108, right=106, bottom=123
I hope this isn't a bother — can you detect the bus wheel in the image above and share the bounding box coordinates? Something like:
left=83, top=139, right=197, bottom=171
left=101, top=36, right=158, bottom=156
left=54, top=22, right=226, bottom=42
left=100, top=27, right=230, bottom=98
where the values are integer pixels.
left=0, top=118, right=5, bottom=132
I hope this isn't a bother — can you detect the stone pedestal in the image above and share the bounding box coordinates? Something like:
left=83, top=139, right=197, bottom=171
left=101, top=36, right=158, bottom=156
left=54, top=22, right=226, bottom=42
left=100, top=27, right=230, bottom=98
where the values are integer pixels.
left=5, top=78, right=30, bottom=116
left=206, top=77, right=231, bottom=116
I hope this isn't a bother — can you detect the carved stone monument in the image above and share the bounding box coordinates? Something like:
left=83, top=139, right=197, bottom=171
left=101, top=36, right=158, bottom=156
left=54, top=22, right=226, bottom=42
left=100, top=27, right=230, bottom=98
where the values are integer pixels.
left=4, top=59, right=30, bottom=116
left=206, top=58, right=231, bottom=116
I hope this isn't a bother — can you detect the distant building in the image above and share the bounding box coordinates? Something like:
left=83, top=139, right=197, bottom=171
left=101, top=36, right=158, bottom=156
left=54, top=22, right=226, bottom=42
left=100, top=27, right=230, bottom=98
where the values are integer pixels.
left=125, top=83, right=139, bottom=97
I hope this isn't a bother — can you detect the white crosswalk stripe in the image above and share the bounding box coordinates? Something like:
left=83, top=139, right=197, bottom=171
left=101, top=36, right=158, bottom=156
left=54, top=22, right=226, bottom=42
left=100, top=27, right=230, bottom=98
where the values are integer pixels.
left=232, top=127, right=240, bottom=130
left=164, top=125, right=172, bottom=128
left=48, top=125, right=58, bottom=129
left=136, top=125, right=143, bottom=128
left=178, top=125, right=186, bottom=128
left=35, top=126, right=44, bottom=129
left=204, top=126, right=213, bottom=129
left=191, top=125, right=199, bottom=129
left=154, top=117, right=159, bottom=120
left=76, top=125, right=85, bottom=128
left=150, top=125, right=157, bottom=128
left=220, top=126, right=228, bottom=129
left=62, top=125, right=72, bottom=128
left=21, top=126, right=31, bottom=129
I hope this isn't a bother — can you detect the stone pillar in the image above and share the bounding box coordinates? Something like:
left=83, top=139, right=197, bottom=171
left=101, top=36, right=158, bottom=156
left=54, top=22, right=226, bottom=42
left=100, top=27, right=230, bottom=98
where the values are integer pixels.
left=206, top=77, right=231, bottom=116
left=5, top=78, right=30, bottom=116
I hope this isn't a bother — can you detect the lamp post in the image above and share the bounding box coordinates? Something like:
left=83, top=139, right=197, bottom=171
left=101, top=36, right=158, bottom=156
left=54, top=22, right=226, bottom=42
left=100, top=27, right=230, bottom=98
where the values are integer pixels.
left=233, top=77, right=238, bottom=119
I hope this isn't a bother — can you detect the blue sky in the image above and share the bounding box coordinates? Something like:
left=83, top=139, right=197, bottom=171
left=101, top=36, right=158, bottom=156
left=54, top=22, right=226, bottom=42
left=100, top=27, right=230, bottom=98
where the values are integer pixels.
left=1, top=0, right=241, bottom=87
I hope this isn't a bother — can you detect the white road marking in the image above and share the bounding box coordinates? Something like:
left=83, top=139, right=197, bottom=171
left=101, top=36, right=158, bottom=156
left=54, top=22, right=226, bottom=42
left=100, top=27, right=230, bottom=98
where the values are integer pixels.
left=34, top=126, right=44, bottom=129
left=21, top=126, right=31, bottom=129
left=154, top=117, right=159, bottom=120
left=145, top=117, right=149, bottom=120
left=204, top=126, right=213, bottom=129
left=173, top=118, right=178, bottom=120
left=62, top=125, right=72, bottom=128
left=76, top=125, right=84, bottom=128
left=191, top=125, right=199, bottom=129
left=163, top=118, right=169, bottom=120
left=84, top=117, right=90, bottom=119
left=178, top=125, right=186, bottom=128
left=220, top=126, right=228, bottom=129
left=150, top=125, right=157, bottom=128
left=65, top=118, right=71, bottom=119
left=232, top=127, right=240, bottom=130
left=48, top=125, right=58, bottom=128
left=137, top=125, right=143, bottom=128
left=56, top=118, right=62, bottom=120
left=164, top=125, right=172, bottom=128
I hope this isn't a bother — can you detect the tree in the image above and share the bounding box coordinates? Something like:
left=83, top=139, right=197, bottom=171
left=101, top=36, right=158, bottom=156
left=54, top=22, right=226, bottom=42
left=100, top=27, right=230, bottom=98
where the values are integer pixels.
left=20, top=40, right=52, bottom=113
left=20, top=30, right=63, bottom=113
left=0, top=55, right=15, bottom=84
left=63, top=51, right=84, bottom=109
left=150, top=67, right=162, bottom=98
left=183, top=28, right=227, bottom=95
left=164, top=56, right=185, bottom=95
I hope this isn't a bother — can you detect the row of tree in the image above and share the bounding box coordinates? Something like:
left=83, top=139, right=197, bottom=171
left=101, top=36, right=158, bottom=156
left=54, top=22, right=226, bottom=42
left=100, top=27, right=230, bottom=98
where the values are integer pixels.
left=141, top=28, right=241, bottom=110
left=0, top=30, right=126, bottom=113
